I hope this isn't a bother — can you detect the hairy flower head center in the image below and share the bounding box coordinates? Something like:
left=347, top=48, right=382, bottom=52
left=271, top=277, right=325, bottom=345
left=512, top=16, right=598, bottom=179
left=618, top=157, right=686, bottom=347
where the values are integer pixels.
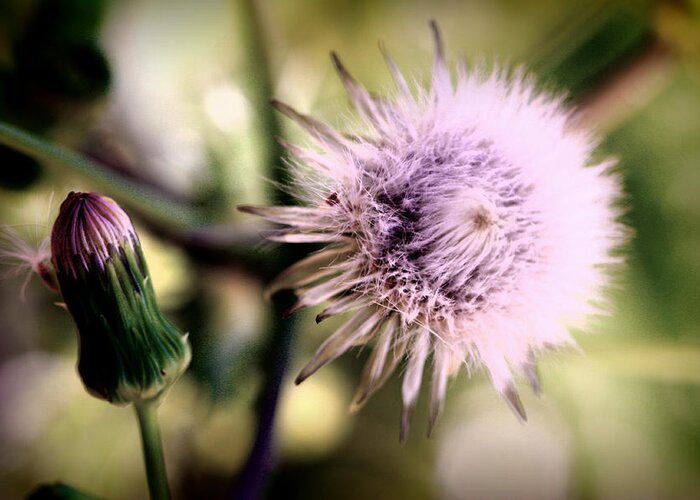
left=346, top=136, right=539, bottom=321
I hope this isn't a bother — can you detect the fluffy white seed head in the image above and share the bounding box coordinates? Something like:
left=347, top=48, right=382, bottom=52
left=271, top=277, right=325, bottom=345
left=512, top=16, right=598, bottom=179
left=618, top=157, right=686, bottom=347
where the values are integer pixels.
left=242, top=23, right=626, bottom=439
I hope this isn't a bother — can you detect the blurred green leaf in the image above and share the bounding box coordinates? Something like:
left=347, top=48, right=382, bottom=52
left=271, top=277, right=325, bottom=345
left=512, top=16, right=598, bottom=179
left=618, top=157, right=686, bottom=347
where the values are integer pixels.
left=536, top=4, right=653, bottom=97
left=0, top=0, right=112, bottom=191
left=26, top=483, right=101, bottom=500
left=605, top=69, right=700, bottom=336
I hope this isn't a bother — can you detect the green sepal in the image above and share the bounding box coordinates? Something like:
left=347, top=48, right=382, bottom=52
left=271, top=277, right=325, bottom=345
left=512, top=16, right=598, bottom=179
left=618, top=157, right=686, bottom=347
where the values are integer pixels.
left=56, top=239, right=191, bottom=405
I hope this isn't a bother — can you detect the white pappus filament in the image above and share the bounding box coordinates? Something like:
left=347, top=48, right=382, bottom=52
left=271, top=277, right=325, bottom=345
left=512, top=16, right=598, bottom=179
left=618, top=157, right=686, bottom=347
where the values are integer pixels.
left=240, top=22, right=626, bottom=440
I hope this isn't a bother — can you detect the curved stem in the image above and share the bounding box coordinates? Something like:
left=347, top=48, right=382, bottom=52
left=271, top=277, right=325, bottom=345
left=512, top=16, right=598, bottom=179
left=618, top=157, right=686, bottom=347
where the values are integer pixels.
left=134, top=401, right=171, bottom=500
left=0, top=122, right=204, bottom=227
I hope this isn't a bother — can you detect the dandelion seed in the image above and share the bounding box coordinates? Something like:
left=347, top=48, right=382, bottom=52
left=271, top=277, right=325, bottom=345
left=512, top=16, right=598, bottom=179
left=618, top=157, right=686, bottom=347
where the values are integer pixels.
left=241, top=22, right=625, bottom=439
left=0, top=225, right=54, bottom=298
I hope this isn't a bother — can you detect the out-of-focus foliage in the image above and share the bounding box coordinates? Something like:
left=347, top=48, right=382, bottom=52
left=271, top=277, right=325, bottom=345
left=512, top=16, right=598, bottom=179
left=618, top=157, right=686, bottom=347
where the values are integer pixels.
left=0, top=0, right=111, bottom=189
left=1, top=0, right=700, bottom=499
left=26, top=482, right=101, bottom=500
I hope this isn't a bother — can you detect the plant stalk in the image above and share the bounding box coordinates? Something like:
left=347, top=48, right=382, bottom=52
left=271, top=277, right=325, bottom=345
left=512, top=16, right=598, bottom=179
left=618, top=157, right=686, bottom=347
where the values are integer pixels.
left=134, top=401, right=171, bottom=500
left=0, top=122, right=203, bottom=227
left=229, top=1, right=300, bottom=499
left=233, top=0, right=288, bottom=205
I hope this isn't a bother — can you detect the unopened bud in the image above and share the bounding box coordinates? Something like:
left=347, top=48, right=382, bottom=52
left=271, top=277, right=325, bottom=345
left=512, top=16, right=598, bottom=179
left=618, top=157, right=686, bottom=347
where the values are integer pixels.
left=51, top=192, right=190, bottom=405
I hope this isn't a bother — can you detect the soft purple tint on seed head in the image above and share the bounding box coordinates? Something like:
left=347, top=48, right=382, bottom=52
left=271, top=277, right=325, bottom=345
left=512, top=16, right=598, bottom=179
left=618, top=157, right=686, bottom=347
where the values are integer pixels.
left=240, top=22, right=626, bottom=439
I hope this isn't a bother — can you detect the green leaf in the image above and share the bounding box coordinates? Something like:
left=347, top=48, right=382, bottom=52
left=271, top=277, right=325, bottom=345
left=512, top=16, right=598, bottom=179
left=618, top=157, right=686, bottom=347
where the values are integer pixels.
left=26, top=482, right=101, bottom=500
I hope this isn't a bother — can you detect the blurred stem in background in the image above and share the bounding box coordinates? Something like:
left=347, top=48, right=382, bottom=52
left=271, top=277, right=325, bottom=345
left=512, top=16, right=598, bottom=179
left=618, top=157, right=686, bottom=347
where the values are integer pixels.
left=233, top=293, right=297, bottom=500
left=232, top=0, right=287, bottom=205
left=0, top=122, right=269, bottom=266
left=229, top=1, right=299, bottom=499
left=0, top=122, right=203, bottom=227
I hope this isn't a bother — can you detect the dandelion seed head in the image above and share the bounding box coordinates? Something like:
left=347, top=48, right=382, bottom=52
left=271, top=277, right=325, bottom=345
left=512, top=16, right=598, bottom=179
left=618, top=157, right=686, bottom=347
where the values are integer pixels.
left=242, top=23, right=626, bottom=438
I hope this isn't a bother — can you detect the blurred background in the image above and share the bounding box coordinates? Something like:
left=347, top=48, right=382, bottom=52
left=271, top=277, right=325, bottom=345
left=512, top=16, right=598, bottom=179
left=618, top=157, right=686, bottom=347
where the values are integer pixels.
left=1, top=0, right=700, bottom=498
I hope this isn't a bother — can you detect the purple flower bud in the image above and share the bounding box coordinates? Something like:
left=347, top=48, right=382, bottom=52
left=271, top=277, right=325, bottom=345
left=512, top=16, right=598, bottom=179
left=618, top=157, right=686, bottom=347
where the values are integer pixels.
left=51, top=192, right=190, bottom=405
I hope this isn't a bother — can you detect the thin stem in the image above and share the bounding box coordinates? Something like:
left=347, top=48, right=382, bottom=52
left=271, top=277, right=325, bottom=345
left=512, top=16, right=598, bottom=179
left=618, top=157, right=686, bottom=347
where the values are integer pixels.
left=229, top=1, right=300, bottom=498
left=0, top=122, right=204, bottom=227
left=233, top=0, right=289, bottom=205
left=233, top=292, right=296, bottom=500
left=134, top=401, right=171, bottom=500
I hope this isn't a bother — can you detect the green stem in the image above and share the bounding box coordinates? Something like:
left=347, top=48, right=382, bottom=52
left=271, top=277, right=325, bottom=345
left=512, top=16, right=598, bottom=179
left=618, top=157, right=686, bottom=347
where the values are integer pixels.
left=0, top=122, right=203, bottom=227
left=233, top=0, right=288, bottom=204
left=229, top=1, right=301, bottom=498
left=134, top=401, right=171, bottom=500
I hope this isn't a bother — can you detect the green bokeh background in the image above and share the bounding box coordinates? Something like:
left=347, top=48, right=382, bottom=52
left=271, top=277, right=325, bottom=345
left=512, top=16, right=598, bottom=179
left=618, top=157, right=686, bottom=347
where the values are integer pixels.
left=1, top=0, right=700, bottom=498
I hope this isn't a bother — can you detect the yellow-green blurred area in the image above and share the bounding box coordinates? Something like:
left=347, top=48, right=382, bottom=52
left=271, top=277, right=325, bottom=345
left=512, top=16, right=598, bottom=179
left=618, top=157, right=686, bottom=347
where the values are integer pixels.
left=1, top=0, right=700, bottom=498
